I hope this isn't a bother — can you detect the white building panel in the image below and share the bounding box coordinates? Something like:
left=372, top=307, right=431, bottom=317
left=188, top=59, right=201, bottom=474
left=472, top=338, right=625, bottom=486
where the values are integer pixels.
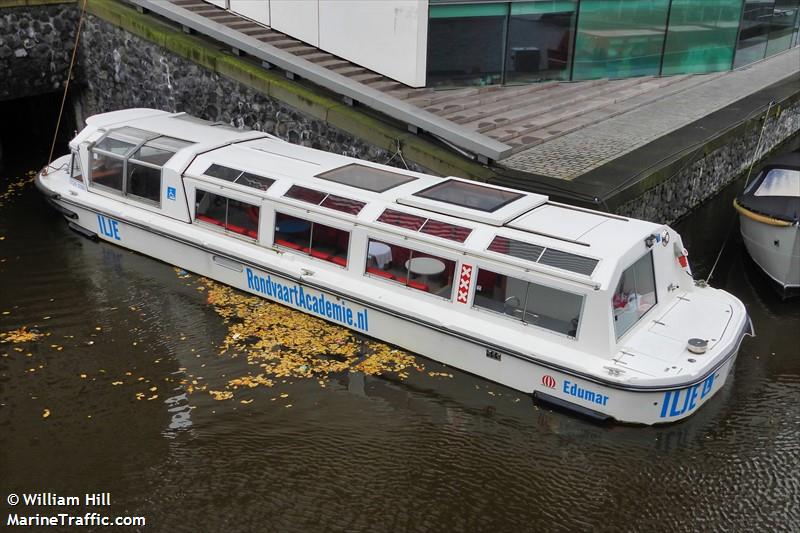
left=270, top=0, right=319, bottom=47
left=229, top=0, right=270, bottom=26
left=318, top=0, right=428, bottom=87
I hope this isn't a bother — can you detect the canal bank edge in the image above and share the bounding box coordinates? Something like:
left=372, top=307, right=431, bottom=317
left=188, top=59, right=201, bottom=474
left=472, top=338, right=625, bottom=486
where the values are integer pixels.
left=3, top=0, right=798, bottom=224
left=79, top=0, right=493, bottom=183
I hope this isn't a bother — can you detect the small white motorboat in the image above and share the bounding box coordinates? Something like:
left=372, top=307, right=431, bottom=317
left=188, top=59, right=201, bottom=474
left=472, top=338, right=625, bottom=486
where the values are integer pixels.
left=735, top=153, right=800, bottom=296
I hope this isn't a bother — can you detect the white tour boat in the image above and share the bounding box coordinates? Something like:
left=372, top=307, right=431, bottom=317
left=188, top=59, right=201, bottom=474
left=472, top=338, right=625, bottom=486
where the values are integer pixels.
left=37, top=108, right=753, bottom=425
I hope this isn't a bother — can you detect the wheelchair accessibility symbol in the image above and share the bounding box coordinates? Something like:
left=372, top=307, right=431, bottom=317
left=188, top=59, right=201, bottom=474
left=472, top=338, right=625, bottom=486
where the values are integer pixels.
left=167, top=186, right=177, bottom=201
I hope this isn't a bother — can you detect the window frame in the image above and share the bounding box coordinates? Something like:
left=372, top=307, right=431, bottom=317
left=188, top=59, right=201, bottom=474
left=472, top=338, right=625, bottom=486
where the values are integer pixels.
left=125, top=156, right=163, bottom=207
left=362, top=234, right=459, bottom=301
left=612, top=250, right=659, bottom=341
left=193, top=187, right=260, bottom=242
left=69, top=150, right=85, bottom=186
left=471, top=265, right=586, bottom=340
left=272, top=209, right=352, bottom=269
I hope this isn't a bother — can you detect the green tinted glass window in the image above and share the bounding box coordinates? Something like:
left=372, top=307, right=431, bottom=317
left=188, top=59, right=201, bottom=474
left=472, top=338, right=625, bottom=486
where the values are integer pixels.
left=766, top=0, right=800, bottom=56
left=661, top=0, right=741, bottom=75
left=572, top=0, right=669, bottom=81
left=734, top=1, right=774, bottom=67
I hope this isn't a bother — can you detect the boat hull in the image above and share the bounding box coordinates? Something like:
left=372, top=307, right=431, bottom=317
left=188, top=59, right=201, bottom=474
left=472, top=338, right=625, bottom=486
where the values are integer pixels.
left=42, top=190, right=747, bottom=425
left=738, top=211, right=800, bottom=291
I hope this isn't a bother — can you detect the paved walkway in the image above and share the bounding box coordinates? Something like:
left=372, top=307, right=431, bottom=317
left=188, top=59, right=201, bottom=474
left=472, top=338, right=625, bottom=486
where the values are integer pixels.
left=499, top=48, right=800, bottom=180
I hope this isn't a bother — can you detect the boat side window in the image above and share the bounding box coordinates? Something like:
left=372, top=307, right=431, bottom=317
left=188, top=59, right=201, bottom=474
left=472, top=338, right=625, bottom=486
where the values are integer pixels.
left=70, top=151, right=83, bottom=183
left=474, top=268, right=582, bottom=337
left=612, top=251, right=657, bottom=339
left=195, top=189, right=259, bottom=239
left=274, top=212, right=350, bottom=267
left=364, top=238, right=456, bottom=297
left=89, top=138, right=135, bottom=192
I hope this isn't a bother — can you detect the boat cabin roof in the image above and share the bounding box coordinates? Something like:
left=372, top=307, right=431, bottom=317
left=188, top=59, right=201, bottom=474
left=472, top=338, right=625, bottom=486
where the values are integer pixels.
left=79, top=108, right=664, bottom=286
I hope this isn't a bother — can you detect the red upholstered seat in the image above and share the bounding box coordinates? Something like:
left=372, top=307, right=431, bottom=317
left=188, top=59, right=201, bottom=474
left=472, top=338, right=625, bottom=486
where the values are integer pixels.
left=196, top=214, right=224, bottom=226
left=246, top=230, right=258, bottom=239
left=407, top=280, right=429, bottom=292
left=367, top=267, right=393, bottom=280
left=275, top=239, right=302, bottom=250
left=226, top=223, right=247, bottom=235
left=310, top=249, right=331, bottom=260
left=330, top=256, right=347, bottom=267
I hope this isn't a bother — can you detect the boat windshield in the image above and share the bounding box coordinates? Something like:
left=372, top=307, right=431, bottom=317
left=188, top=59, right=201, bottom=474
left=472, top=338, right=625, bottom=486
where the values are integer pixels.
left=754, top=168, right=800, bottom=197
left=612, top=251, right=657, bottom=339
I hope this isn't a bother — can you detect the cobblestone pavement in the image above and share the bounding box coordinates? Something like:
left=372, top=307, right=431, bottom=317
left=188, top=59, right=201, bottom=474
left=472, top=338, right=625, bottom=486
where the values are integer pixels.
left=499, top=48, right=800, bottom=181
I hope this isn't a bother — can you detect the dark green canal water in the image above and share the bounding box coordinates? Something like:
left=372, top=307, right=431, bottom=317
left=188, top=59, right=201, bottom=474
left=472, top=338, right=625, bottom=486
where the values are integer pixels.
left=1, top=108, right=798, bottom=531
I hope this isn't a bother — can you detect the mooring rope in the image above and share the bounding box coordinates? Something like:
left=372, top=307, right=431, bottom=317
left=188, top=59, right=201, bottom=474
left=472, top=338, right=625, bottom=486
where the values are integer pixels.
left=44, top=0, right=88, bottom=175
left=706, top=100, right=774, bottom=284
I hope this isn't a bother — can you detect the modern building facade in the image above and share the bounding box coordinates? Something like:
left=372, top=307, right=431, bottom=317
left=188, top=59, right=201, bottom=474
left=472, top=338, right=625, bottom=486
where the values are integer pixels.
left=210, top=0, right=800, bottom=88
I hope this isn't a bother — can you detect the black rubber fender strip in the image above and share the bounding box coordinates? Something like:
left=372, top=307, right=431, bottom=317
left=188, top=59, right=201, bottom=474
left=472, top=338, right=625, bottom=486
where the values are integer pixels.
left=68, top=221, right=98, bottom=240
left=533, top=391, right=613, bottom=423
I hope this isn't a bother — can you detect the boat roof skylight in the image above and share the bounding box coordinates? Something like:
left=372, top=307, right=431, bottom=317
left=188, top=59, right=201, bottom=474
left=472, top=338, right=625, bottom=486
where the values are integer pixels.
left=377, top=208, right=472, bottom=243
left=96, top=129, right=192, bottom=163
left=284, top=185, right=366, bottom=215
left=204, top=163, right=275, bottom=191
left=488, top=236, right=598, bottom=276
left=413, top=179, right=524, bottom=213
left=316, top=163, right=418, bottom=192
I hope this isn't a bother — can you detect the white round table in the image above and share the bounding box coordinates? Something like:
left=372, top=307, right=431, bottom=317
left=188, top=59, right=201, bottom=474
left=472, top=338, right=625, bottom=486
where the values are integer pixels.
left=405, top=257, right=446, bottom=276
left=368, top=241, right=393, bottom=269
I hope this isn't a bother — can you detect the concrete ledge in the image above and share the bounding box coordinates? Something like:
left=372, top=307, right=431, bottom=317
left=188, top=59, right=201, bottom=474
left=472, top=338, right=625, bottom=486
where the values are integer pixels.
left=84, top=0, right=492, bottom=180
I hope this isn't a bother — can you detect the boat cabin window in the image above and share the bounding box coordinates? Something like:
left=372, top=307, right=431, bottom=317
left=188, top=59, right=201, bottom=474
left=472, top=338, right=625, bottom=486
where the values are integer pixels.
left=315, top=163, right=417, bottom=192
left=195, top=189, right=259, bottom=239
left=70, top=152, right=83, bottom=184
left=612, top=251, right=657, bottom=339
left=364, top=238, right=456, bottom=297
left=274, top=212, right=350, bottom=267
left=753, top=168, right=800, bottom=197
left=90, top=131, right=191, bottom=205
left=376, top=209, right=472, bottom=243
left=89, top=138, right=134, bottom=192
left=204, top=164, right=276, bottom=192
left=473, top=268, right=583, bottom=338
left=413, top=179, right=523, bottom=213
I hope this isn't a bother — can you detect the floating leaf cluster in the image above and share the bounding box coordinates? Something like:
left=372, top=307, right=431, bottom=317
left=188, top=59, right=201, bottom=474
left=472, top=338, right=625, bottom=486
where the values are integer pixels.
left=0, top=171, right=36, bottom=207
left=0, top=327, right=44, bottom=344
left=197, top=277, right=427, bottom=400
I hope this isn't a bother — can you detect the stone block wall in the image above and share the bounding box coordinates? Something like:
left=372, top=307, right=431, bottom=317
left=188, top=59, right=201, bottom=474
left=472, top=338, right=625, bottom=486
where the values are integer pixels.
left=77, top=14, right=425, bottom=173
left=616, top=97, right=800, bottom=224
left=0, top=2, right=80, bottom=101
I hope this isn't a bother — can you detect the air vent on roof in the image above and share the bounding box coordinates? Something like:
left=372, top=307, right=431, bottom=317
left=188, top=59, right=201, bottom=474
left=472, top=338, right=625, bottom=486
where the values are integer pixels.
left=487, top=236, right=598, bottom=276
left=284, top=185, right=365, bottom=215
left=538, top=248, right=598, bottom=276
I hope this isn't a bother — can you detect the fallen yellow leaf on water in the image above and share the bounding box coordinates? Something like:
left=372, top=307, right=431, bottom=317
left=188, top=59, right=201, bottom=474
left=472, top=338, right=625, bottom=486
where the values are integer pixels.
left=0, top=327, right=44, bottom=344
left=240, top=399, right=253, bottom=404
left=285, top=404, right=292, bottom=408
left=135, top=393, right=145, bottom=400
left=149, top=386, right=157, bottom=392
left=42, top=409, right=50, bottom=418
left=111, top=381, right=123, bottom=386
left=279, top=393, right=289, bottom=398
left=80, top=373, right=87, bottom=379
left=209, top=390, right=233, bottom=401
